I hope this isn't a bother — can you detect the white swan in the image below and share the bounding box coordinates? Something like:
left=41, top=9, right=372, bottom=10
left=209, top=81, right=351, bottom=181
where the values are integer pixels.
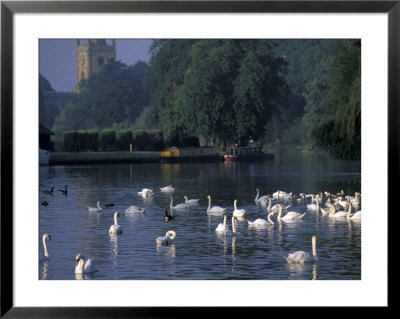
left=88, top=201, right=102, bottom=212
left=215, top=213, right=237, bottom=235
left=184, top=195, right=200, bottom=206
left=255, top=189, right=269, bottom=205
left=75, top=254, right=96, bottom=274
left=206, top=195, right=227, bottom=215
left=329, top=203, right=352, bottom=218
left=125, top=205, right=146, bottom=214
left=349, top=210, right=362, bottom=220
left=160, top=185, right=175, bottom=193
left=109, top=212, right=123, bottom=234
left=42, top=233, right=52, bottom=257
left=285, top=235, right=318, bottom=264
left=277, top=204, right=306, bottom=220
left=170, top=196, right=188, bottom=210
left=233, top=199, right=246, bottom=218
left=138, top=188, right=154, bottom=197
left=307, top=194, right=320, bottom=212
left=267, top=196, right=291, bottom=212
left=156, top=230, right=176, bottom=245
left=247, top=211, right=275, bottom=226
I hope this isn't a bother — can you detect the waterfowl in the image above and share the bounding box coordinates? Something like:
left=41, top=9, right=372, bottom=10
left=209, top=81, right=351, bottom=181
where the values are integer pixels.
left=109, top=212, right=123, bottom=234
left=328, top=203, right=352, bottom=219
left=349, top=210, right=362, bottom=220
left=169, top=196, right=188, bottom=210
left=138, top=188, right=154, bottom=197
left=215, top=213, right=237, bottom=235
left=277, top=204, right=306, bottom=220
left=88, top=201, right=102, bottom=212
left=233, top=199, right=246, bottom=218
left=307, top=194, right=320, bottom=212
left=184, top=195, right=200, bottom=206
left=267, top=195, right=291, bottom=212
left=164, top=210, right=175, bottom=222
left=247, top=211, right=275, bottom=226
left=42, top=233, right=52, bottom=257
left=206, top=195, right=227, bottom=215
left=285, top=235, right=318, bottom=264
left=156, top=230, right=176, bottom=245
left=125, top=205, right=146, bottom=214
left=41, top=201, right=49, bottom=206
left=75, top=254, right=96, bottom=274
left=160, top=185, right=175, bottom=193
left=58, top=185, right=68, bottom=195
left=43, top=187, right=54, bottom=195
left=255, top=189, right=269, bottom=205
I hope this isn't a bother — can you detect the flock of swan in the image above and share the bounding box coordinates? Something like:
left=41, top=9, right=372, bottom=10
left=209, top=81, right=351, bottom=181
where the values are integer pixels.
left=41, top=185, right=361, bottom=275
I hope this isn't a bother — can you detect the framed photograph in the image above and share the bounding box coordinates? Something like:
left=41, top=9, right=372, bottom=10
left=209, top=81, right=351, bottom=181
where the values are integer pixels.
left=1, top=0, right=394, bottom=317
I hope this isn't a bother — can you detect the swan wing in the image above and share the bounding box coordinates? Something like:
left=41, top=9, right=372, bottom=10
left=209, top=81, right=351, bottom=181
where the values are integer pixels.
left=84, top=258, right=96, bottom=273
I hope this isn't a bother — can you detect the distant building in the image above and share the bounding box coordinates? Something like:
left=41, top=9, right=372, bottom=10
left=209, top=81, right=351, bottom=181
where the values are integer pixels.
left=73, top=39, right=116, bottom=93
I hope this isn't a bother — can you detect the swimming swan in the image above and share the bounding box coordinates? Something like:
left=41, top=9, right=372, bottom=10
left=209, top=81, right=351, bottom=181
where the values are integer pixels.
left=267, top=195, right=291, bottom=211
left=125, top=205, right=146, bottom=214
left=184, top=195, right=200, bottom=206
left=88, top=201, right=102, bottom=212
left=307, top=194, right=320, bottom=212
left=255, top=189, right=269, bottom=205
left=328, top=203, right=352, bottom=218
left=42, top=233, right=52, bottom=257
left=233, top=199, right=246, bottom=218
left=75, top=254, right=96, bottom=274
left=156, top=230, right=176, bottom=245
left=277, top=204, right=306, bottom=220
left=138, top=188, right=154, bottom=197
left=207, top=195, right=227, bottom=215
left=349, top=210, right=362, bottom=220
left=247, top=211, right=275, bottom=226
left=285, top=235, right=318, bottom=264
left=170, top=196, right=188, bottom=210
left=215, top=213, right=237, bottom=235
left=109, top=212, right=123, bottom=234
left=160, top=185, right=175, bottom=193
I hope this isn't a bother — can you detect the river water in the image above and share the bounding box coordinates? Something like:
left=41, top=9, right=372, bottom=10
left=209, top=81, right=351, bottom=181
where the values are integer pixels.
left=39, top=153, right=361, bottom=280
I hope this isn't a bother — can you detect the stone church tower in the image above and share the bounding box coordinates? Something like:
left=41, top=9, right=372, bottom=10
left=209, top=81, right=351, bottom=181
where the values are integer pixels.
left=73, top=39, right=116, bottom=92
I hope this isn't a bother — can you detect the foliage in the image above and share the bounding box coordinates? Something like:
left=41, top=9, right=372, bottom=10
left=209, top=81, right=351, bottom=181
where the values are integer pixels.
left=117, top=129, right=134, bottom=151
left=99, top=129, right=116, bottom=151
left=63, top=130, right=78, bottom=152
left=52, top=60, right=151, bottom=134
left=311, top=40, right=361, bottom=159
left=149, top=39, right=289, bottom=147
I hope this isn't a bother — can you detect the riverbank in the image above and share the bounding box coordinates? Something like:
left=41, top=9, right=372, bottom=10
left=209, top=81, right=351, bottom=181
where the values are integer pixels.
left=49, top=151, right=161, bottom=165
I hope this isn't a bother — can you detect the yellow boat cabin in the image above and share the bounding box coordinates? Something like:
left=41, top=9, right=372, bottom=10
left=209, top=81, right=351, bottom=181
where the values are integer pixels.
left=160, top=146, right=221, bottom=162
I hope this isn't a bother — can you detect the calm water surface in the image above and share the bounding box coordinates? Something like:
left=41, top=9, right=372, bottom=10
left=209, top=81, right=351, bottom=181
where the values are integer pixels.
left=39, top=153, right=361, bottom=280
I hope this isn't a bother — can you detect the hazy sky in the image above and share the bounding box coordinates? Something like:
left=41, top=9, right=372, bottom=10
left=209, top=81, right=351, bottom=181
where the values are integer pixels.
left=39, top=39, right=152, bottom=92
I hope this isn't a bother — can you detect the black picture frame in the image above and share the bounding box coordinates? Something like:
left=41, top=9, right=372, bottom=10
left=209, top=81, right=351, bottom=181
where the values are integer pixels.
left=1, top=0, right=394, bottom=317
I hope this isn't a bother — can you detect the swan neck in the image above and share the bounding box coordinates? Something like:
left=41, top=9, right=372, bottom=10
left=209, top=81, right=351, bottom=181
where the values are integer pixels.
left=255, top=190, right=259, bottom=201
left=267, top=212, right=274, bottom=224
left=207, top=196, right=211, bottom=210
left=223, top=214, right=227, bottom=229
left=268, top=197, right=271, bottom=210
left=277, top=206, right=282, bottom=219
left=234, top=200, right=237, bottom=210
left=170, top=197, right=173, bottom=208
left=43, top=236, right=49, bottom=257
left=114, top=213, right=118, bottom=226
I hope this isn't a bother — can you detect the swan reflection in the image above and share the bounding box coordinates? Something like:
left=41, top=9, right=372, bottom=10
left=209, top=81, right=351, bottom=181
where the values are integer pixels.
left=41, top=260, right=49, bottom=280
